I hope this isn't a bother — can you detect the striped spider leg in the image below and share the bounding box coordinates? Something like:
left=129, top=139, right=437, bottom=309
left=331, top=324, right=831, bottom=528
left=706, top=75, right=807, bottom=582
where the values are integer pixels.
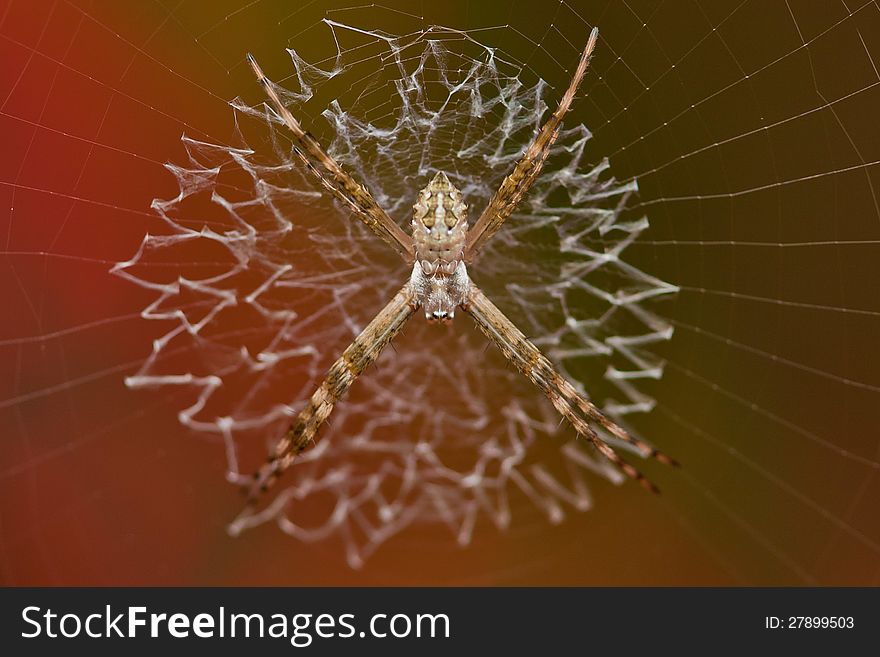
left=244, top=284, right=418, bottom=505
left=464, top=27, right=599, bottom=260
left=246, top=53, right=414, bottom=262
left=463, top=286, right=677, bottom=494
left=240, top=27, right=676, bottom=514
left=460, top=27, right=677, bottom=486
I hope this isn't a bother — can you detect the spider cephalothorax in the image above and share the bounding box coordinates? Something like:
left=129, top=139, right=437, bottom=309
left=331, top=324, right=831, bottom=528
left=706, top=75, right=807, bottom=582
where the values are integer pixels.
left=240, top=28, right=677, bottom=518
left=410, top=171, right=470, bottom=322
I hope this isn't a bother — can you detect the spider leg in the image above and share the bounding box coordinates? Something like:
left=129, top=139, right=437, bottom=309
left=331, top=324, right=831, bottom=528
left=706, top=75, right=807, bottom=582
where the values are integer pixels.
left=465, top=27, right=599, bottom=261
left=462, top=284, right=676, bottom=493
left=247, top=53, right=414, bottom=262
left=242, top=283, right=418, bottom=509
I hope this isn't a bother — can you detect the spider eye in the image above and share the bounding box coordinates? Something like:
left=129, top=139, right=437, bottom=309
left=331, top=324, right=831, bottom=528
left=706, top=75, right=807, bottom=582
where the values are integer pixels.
left=428, top=310, right=451, bottom=322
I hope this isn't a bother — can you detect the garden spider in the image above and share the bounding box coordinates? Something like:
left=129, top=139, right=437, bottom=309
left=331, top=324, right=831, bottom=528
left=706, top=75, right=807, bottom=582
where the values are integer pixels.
left=242, top=27, right=676, bottom=511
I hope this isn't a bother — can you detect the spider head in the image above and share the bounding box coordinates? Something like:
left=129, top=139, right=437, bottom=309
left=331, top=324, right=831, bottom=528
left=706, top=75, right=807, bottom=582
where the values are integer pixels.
left=412, top=171, right=468, bottom=234
left=422, top=268, right=468, bottom=324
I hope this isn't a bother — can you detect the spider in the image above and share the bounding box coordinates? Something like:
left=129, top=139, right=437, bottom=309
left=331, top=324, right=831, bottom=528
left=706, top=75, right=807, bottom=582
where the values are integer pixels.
left=242, top=27, right=676, bottom=511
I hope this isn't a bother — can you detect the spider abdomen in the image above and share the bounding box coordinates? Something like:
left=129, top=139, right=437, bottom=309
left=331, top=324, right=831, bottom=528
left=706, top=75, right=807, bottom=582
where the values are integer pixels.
left=410, top=171, right=471, bottom=322
left=412, top=171, right=468, bottom=264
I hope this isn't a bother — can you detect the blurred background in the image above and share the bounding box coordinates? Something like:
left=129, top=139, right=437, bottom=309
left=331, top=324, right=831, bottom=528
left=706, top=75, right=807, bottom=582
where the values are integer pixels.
left=1, top=0, right=879, bottom=585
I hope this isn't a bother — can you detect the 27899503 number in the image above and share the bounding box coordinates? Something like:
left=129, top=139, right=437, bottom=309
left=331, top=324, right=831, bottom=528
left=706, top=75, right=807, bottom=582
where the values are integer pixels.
left=765, top=616, right=854, bottom=629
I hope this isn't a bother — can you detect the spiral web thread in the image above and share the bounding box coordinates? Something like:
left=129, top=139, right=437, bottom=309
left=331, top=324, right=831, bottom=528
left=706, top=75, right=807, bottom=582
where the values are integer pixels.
left=113, top=20, right=677, bottom=568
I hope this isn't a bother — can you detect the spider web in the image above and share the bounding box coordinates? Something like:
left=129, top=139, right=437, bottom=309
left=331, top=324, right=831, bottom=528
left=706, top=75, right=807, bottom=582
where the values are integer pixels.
left=1, top=0, right=879, bottom=584
left=115, top=18, right=676, bottom=567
